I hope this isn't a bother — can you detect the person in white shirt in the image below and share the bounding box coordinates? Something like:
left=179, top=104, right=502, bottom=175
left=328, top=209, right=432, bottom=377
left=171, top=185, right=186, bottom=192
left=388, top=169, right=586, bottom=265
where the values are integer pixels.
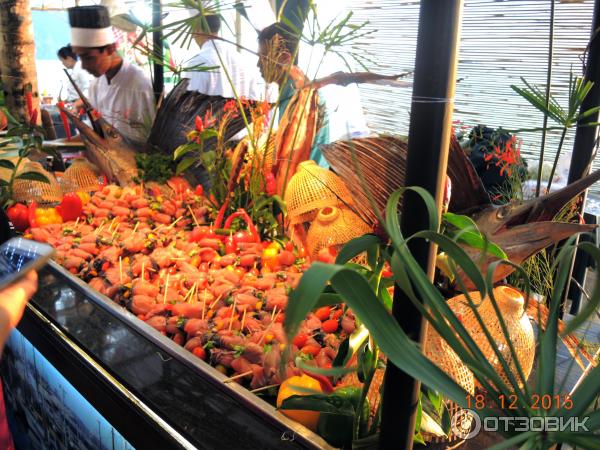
left=68, top=5, right=156, bottom=145
left=182, top=12, right=274, bottom=102
left=57, top=45, right=90, bottom=105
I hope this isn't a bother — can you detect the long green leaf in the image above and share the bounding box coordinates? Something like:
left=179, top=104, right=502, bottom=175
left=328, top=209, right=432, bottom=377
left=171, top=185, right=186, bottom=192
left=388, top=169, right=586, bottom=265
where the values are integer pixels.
left=336, top=234, right=381, bottom=265
left=285, top=264, right=468, bottom=405
left=16, top=171, right=49, bottom=183
left=279, top=394, right=355, bottom=416
left=562, top=241, right=600, bottom=335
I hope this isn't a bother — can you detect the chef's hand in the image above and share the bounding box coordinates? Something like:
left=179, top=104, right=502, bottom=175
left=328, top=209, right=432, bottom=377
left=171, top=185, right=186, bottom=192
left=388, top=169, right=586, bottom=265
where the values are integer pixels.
left=0, top=271, right=38, bottom=351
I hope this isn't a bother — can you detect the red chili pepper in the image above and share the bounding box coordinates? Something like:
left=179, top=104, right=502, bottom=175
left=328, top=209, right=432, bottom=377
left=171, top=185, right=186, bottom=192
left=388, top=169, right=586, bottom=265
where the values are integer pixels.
left=29, top=109, right=38, bottom=126
left=224, top=233, right=237, bottom=254
left=302, top=370, right=334, bottom=394
left=265, top=172, right=276, bottom=196
left=223, top=209, right=260, bottom=242
left=213, top=198, right=230, bottom=228
left=28, top=201, right=38, bottom=228
left=57, top=102, right=72, bottom=140
left=25, top=91, right=33, bottom=118
left=194, top=184, right=204, bottom=196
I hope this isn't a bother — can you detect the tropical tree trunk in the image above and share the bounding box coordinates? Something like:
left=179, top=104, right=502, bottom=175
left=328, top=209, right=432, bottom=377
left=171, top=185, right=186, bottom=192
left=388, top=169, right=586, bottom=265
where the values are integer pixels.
left=0, top=0, right=40, bottom=123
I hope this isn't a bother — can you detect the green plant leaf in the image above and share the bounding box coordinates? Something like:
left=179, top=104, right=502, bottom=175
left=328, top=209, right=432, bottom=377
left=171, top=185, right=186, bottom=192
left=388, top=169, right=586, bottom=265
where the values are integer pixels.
left=176, top=157, right=196, bottom=174
left=15, top=171, right=49, bottom=183
left=279, top=394, right=355, bottom=416
left=0, top=159, right=15, bottom=170
left=336, top=234, right=381, bottom=265
left=332, top=324, right=370, bottom=368
left=173, top=144, right=196, bottom=160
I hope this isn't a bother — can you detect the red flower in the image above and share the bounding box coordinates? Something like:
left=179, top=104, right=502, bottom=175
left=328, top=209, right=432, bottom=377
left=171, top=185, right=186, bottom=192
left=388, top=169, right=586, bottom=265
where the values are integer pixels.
left=484, top=135, right=521, bottom=177
left=195, top=115, right=204, bottom=132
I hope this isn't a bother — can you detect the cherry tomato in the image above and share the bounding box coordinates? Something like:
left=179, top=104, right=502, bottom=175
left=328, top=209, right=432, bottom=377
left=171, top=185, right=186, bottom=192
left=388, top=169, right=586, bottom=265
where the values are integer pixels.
left=331, top=309, right=344, bottom=320
left=315, top=306, right=332, bottom=321
left=292, top=333, right=309, bottom=348
left=192, top=347, right=206, bottom=360
left=321, top=319, right=339, bottom=333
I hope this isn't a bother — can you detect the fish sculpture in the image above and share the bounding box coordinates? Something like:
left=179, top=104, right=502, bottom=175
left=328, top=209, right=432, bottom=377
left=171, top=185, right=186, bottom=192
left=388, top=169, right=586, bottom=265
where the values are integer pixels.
left=321, top=135, right=600, bottom=288
left=58, top=104, right=139, bottom=186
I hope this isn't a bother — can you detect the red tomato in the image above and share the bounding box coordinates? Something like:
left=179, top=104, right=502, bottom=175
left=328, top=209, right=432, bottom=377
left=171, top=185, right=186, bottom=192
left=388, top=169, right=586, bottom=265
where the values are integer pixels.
left=195, top=185, right=204, bottom=196
left=284, top=240, right=295, bottom=252
left=321, top=319, right=339, bottom=333
left=192, top=347, right=206, bottom=360
left=233, top=230, right=255, bottom=244
left=6, top=203, right=29, bottom=231
left=315, top=306, right=332, bottom=321
left=293, top=333, right=309, bottom=348
left=300, top=345, right=321, bottom=357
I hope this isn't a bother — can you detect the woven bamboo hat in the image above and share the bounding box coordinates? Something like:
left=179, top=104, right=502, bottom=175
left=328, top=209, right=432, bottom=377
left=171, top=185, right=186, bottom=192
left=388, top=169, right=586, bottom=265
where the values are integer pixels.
left=306, top=206, right=371, bottom=260
left=13, top=161, right=62, bottom=204
left=284, top=160, right=354, bottom=225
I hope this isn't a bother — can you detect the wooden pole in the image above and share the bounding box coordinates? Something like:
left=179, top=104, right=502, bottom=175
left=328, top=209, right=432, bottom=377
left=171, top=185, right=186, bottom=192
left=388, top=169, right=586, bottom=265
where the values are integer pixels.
left=0, top=0, right=40, bottom=123
left=379, top=1, right=464, bottom=448
left=152, top=0, right=164, bottom=103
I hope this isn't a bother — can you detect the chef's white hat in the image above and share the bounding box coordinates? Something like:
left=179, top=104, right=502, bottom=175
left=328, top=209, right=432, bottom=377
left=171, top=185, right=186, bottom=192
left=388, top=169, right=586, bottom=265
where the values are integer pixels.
left=68, top=6, right=115, bottom=48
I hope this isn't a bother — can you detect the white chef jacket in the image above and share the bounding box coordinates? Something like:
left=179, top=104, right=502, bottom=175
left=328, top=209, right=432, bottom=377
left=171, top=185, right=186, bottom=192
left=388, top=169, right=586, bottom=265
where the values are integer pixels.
left=182, top=39, right=276, bottom=102
left=63, top=60, right=91, bottom=102
left=88, top=62, right=156, bottom=144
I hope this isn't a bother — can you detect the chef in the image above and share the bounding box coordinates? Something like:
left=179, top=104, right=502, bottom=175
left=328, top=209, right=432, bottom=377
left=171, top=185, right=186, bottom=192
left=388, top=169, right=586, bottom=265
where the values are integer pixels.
left=182, top=7, right=276, bottom=102
left=68, top=5, right=156, bottom=144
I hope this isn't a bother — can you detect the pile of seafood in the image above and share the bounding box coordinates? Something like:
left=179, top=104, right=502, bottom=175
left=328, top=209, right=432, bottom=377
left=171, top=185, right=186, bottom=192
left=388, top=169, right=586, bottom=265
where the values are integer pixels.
left=28, top=184, right=356, bottom=390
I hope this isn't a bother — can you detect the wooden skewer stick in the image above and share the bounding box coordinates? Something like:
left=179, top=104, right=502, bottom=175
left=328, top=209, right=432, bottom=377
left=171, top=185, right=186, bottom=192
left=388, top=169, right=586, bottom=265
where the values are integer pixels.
left=250, top=384, right=280, bottom=394
left=186, top=282, right=198, bottom=303
left=240, top=307, right=247, bottom=332
left=228, top=298, right=237, bottom=331
left=163, top=273, right=170, bottom=304
left=201, top=288, right=207, bottom=320
left=167, top=216, right=184, bottom=229
left=209, top=293, right=223, bottom=310
left=258, top=309, right=281, bottom=345
left=187, top=205, right=200, bottom=227
left=132, top=221, right=139, bottom=233
left=118, top=257, right=123, bottom=283
left=270, top=305, right=278, bottom=323
left=108, top=218, right=117, bottom=232
left=141, top=261, right=145, bottom=280
left=223, top=370, right=253, bottom=383
left=74, top=217, right=80, bottom=228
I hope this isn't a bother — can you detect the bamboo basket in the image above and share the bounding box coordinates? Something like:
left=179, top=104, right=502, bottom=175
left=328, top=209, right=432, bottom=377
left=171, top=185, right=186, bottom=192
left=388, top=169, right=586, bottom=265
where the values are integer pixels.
left=306, top=206, right=372, bottom=259
left=13, top=161, right=62, bottom=205
left=61, top=158, right=101, bottom=193
left=284, top=160, right=354, bottom=225
left=447, top=285, right=535, bottom=388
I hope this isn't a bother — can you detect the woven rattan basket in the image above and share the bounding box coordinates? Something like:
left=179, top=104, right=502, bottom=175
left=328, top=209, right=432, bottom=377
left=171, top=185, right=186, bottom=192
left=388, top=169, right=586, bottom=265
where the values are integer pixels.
left=447, top=285, right=535, bottom=387
left=13, top=161, right=62, bottom=205
left=284, top=160, right=354, bottom=225
left=61, top=158, right=101, bottom=193
left=306, top=206, right=372, bottom=260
